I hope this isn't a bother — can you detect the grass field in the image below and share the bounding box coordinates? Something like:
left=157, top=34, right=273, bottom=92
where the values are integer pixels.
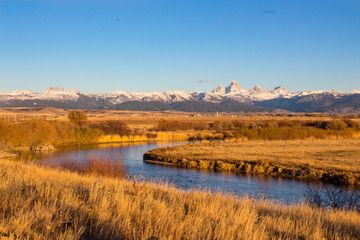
left=1, top=158, right=360, bottom=239
left=1, top=109, right=360, bottom=238
left=2, top=107, right=359, bottom=130
left=145, top=139, right=360, bottom=185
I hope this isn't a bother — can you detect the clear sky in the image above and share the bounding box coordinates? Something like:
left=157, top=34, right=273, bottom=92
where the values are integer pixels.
left=0, top=0, right=359, bottom=93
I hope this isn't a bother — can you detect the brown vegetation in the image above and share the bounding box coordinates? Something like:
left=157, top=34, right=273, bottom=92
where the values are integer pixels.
left=88, top=120, right=132, bottom=136
left=156, top=119, right=360, bottom=140
left=1, top=111, right=360, bottom=238
left=144, top=139, right=360, bottom=185
left=0, top=120, right=102, bottom=149
left=48, top=156, right=128, bottom=179
left=1, top=159, right=360, bottom=239
left=67, top=110, right=88, bottom=123
left=0, top=119, right=189, bottom=150
left=305, top=186, right=360, bottom=211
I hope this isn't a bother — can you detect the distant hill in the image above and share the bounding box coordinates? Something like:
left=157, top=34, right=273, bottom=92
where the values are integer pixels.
left=0, top=82, right=359, bottom=113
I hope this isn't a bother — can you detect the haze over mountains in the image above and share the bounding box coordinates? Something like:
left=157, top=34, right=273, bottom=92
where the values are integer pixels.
left=1, top=81, right=359, bottom=113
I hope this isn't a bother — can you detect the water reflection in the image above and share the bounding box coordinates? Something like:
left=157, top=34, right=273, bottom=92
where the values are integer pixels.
left=32, top=142, right=356, bottom=204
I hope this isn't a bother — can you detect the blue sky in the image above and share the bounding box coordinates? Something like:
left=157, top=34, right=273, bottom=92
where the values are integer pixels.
left=0, top=0, right=359, bottom=93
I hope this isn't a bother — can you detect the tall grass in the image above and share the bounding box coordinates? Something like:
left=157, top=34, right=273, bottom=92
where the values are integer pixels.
left=0, top=120, right=192, bottom=150
left=0, top=120, right=103, bottom=149
left=88, top=120, right=131, bottom=136
left=155, top=119, right=360, bottom=140
left=1, top=118, right=358, bottom=151
left=145, top=139, right=360, bottom=185
left=48, top=155, right=128, bottom=179
left=0, top=158, right=359, bottom=239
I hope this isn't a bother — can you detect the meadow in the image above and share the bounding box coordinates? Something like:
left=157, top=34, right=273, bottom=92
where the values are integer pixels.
left=1, top=158, right=360, bottom=239
left=145, top=139, right=360, bottom=185
left=1, top=107, right=359, bottom=150
left=1, top=109, right=360, bottom=239
left=0, top=119, right=187, bottom=150
left=1, top=110, right=360, bottom=186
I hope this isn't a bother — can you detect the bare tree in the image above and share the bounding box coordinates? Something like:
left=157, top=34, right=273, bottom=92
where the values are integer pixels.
left=305, top=186, right=360, bottom=211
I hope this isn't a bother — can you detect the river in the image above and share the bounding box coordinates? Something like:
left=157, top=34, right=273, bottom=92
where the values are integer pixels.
left=31, top=142, right=353, bottom=204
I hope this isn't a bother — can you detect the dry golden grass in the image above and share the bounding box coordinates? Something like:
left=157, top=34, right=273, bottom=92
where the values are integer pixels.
left=0, top=150, right=16, bottom=160
left=3, top=107, right=358, bottom=130
left=152, top=139, right=360, bottom=172
left=96, top=114, right=360, bottom=131
left=0, top=158, right=360, bottom=239
left=146, top=139, right=360, bottom=185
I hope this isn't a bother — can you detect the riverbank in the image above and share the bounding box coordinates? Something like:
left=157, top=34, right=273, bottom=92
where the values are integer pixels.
left=0, top=149, right=16, bottom=160
left=2, top=117, right=360, bottom=152
left=144, top=139, right=360, bottom=186
left=0, top=158, right=359, bottom=239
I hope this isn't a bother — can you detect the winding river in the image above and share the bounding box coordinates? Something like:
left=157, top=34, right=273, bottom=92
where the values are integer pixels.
left=32, top=142, right=353, bottom=204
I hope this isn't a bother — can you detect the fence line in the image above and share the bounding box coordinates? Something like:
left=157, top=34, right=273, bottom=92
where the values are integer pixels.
left=0, top=114, right=65, bottom=122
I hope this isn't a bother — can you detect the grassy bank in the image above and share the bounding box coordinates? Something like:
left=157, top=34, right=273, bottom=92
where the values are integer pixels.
left=1, top=117, right=360, bottom=151
left=0, top=120, right=188, bottom=151
left=97, top=132, right=189, bottom=144
left=144, top=139, right=360, bottom=185
left=156, top=119, right=360, bottom=140
left=0, top=159, right=360, bottom=239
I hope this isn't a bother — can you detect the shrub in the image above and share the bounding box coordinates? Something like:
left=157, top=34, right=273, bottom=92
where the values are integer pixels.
left=325, top=120, right=347, bottom=130
left=146, top=132, right=158, bottom=139
left=156, top=120, right=194, bottom=131
left=305, top=186, right=360, bottom=211
left=89, top=120, right=131, bottom=136
left=0, top=120, right=103, bottom=148
left=343, top=119, right=360, bottom=129
left=75, top=126, right=103, bottom=144
left=68, top=110, right=88, bottom=123
left=193, top=122, right=209, bottom=131
left=154, top=119, right=360, bottom=140
left=198, top=160, right=210, bottom=169
left=209, top=121, right=223, bottom=130
left=54, top=156, right=128, bottom=179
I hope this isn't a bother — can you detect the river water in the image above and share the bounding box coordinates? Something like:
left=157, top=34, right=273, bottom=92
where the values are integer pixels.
left=32, top=142, right=353, bottom=204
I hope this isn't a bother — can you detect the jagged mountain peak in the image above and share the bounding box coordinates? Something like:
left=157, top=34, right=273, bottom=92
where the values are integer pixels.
left=272, top=86, right=290, bottom=94
left=43, top=86, right=67, bottom=92
left=211, top=85, right=226, bottom=94
left=249, top=84, right=264, bottom=93
left=225, top=80, right=243, bottom=93
left=1, top=83, right=359, bottom=113
left=42, top=86, right=78, bottom=94
left=274, top=86, right=285, bottom=90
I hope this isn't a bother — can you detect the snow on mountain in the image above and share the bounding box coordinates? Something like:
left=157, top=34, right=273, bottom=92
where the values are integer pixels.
left=199, top=92, right=225, bottom=102
left=41, top=86, right=77, bottom=94
left=0, top=82, right=359, bottom=107
left=243, top=85, right=294, bottom=101
left=350, top=89, right=360, bottom=94
left=249, top=85, right=264, bottom=94
left=209, top=82, right=293, bottom=101
left=38, top=87, right=79, bottom=101
left=99, top=90, right=197, bottom=104
left=272, top=86, right=290, bottom=96
left=225, top=80, right=244, bottom=94
left=294, top=90, right=328, bottom=98
left=0, top=87, right=79, bottom=102
left=133, top=92, right=170, bottom=102
left=6, top=90, right=35, bottom=96
left=106, top=90, right=131, bottom=96
left=211, top=85, right=226, bottom=94
left=162, top=91, right=195, bottom=102
left=100, top=90, right=135, bottom=103
left=130, top=90, right=195, bottom=102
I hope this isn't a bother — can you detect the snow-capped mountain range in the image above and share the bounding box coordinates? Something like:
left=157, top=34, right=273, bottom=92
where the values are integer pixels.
left=1, top=81, right=359, bottom=113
